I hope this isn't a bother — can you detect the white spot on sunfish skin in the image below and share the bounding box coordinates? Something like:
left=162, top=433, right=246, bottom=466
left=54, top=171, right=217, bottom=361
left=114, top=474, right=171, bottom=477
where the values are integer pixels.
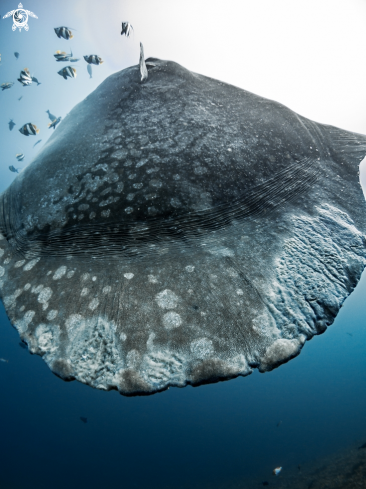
left=14, top=310, right=35, bottom=333
left=125, top=207, right=133, bottom=214
left=47, top=310, right=58, bottom=321
left=102, top=286, right=111, bottom=294
left=208, top=246, right=234, bottom=257
left=20, top=305, right=25, bottom=312
left=14, top=260, right=26, bottom=268
left=88, top=298, right=99, bottom=311
left=24, top=258, right=40, bottom=271
left=81, top=288, right=89, bottom=297
left=0, top=266, right=4, bottom=278
left=190, top=338, right=214, bottom=358
left=148, top=275, right=158, bottom=284
left=236, top=289, right=244, bottom=296
left=89, top=212, right=96, bottom=219
left=163, top=311, right=182, bottom=330
left=4, top=258, right=11, bottom=265
left=156, top=289, right=179, bottom=309
left=101, top=209, right=110, bottom=218
left=124, top=273, right=134, bottom=280
left=38, top=287, right=52, bottom=304
left=24, top=283, right=31, bottom=290
left=78, top=204, right=89, bottom=211
left=92, top=276, right=97, bottom=281
left=82, top=273, right=90, bottom=281
left=0, top=249, right=4, bottom=258
left=66, top=270, right=75, bottom=278
left=120, top=332, right=127, bottom=341
left=185, top=266, right=195, bottom=272
left=126, top=349, right=140, bottom=368
left=53, top=266, right=67, bottom=280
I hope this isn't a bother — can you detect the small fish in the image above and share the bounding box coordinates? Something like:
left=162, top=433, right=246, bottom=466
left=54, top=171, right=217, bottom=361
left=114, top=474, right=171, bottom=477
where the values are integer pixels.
left=276, top=421, right=282, bottom=427
left=14, top=52, right=19, bottom=59
left=33, top=139, right=42, bottom=147
left=18, top=68, right=32, bottom=86
left=54, top=26, right=73, bottom=40
left=16, top=153, right=25, bottom=161
left=9, top=165, right=19, bottom=173
left=358, top=442, right=366, bottom=449
left=31, top=76, right=41, bottom=86
left=83, top=54, right=103, bottom=65
left=1, top=82, right=14, bottom=90
left=46, top=110, right=57, bottom=122
left=48, top=117, right=61, bottom=130
left=19, top=122, right=39, bottom=136
left=273, top=467, right=282, bottom=476
left=58, top=66, right=77, bottom=80
left=139, top=42, right=148, bottom=83
left=54, top=50, right=79, bottom=62
left=262, top=483, right=269, bottom=487
left=346, top=332, right=353, bottom=337
left=8, top=119, right=16, bottom=131
left=87, top=64, right=92, bottom=78
left=18, top=96, right=23, bottom=101
left=80, top=417, right=87, bottom=423
left=121, top=21, right=133, bottom=38
left=19, top=342, right=27, bottom=349
left=0, top=358, right=9, bottom=363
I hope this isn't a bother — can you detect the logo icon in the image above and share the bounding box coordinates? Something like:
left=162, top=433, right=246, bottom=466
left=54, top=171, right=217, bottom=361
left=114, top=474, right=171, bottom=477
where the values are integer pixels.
left=2, top=3, right=38, bottom=31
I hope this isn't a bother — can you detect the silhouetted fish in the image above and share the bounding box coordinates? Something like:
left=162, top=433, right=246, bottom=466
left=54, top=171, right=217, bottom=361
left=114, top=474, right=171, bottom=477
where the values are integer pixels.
left=14, top=52, right=19, bottom=59
left=276, top=421, right=282, bottom=427
left=262, top=482, right=269, bottom=486
left=358, top=442, right=366, bottom=449
left=346, top=332, right=353, bottom=337
left=87, top=64, right=92, bottom=79
left=1, top=82, right=14, bottom=90
left=18, top=96, right=22, bottom=101
left=54, top=50, right=79, bottom=62
left=33, top=139, right=42, bottom=148
left=80, top=417, right=87, bottom=423
left=8, top=165, right=19, bottom=173
left=8, top=119, right=15, bottom=131
left=48, top=117, right=61, bottom=130
left=19, top=342, right=27, bottom=349
left=46, top=110, right=56, bottom=122
left=31, top=76, right=41, bottom=86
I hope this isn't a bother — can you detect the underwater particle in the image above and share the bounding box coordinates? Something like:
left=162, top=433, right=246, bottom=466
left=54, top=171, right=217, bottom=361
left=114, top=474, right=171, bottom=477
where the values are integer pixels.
left=8, top=165, right=19, bottom=173
left=14, top=52, right=19, bottom=59
left=87, top=64, right=92, bottom=79
left=8, top=119, right=15, bottom=131
left=16, top=153, right=24, bottom=161
left=18, top=96, right=22, bottom=101
left=276, top=420, right=282, bottom=427
left=54, top=26, right=73, bottom=40
left=1, top=82, right=14, bottom=90
left=33, top=139, right=42, bottom=148
left=0, top=358, right=9, bottom=363
left=48, top=117, right=61, bottom=130
left=83, top=55, right=103, bottom=65
left=19, top=123, right=39, bottom=136
left=0, top=58, right=366, bottom=398
left=139, top=43, right=148, bottom=82
left=121, top=21, right=133, bottom=37
left=17, top=68, right=32, bottom=86
left=58, top=66, right=76, bottom=80
left=273, top=467, right=282, bottom=476
left=80, top=417, right=87, bottom=423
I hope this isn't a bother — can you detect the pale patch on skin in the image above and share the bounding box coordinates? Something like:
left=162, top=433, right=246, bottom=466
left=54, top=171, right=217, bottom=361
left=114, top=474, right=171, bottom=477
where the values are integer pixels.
left=82, top=273, right=90, bottom=281
left=88, top=298, right=99, bottom=311
left=102, top=286, right=111, bottom=294
left=0, top=266, right=4, bottom=278
left=124, top=273, right=134, bottom=280
left=163, top=311, right=182, bottom=330
left=148, top=275, right=158, bottom=284
left=53, top=266, right=67, bottom=280
left=47, top=310, right=58, bottom=321
left=38, top=287, right=52, bottom=304
left=3, top=258, right=11, bottom=265
left=190, top=338, right=214, bottom=358
left=101, top=209, right=111, bottom=218
left=89, top=212, right=96, bottom=219
left=125, top=207, right=133, bottom=214
left=185, top=265, right=195, bottom=272
left=14, top=260, right=26, bottom=268
left=236, top=289, right=244, bottom=295
left=92, top=276, right=97, bottom=281
left=24, top=283, right=31, bottom=291
left=66, top=270, right=75, bottom=278
left=0, top=249, right=4, bottom=258
left=20, top=305, right=25, bottom=312
left=24, top=258, right=40, bottom=271
left=155, top=289, right=179, bottom=309
left=120, top=332, right=127, bottom=341
left=81, top=288, right=89, bottom=297
left=14, top=310, right=35, bottom=333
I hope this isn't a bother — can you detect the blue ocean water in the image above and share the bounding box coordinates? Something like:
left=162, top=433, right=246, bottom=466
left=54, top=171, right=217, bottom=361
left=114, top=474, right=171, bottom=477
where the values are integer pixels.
left=1, top=2, right=366, bottom=488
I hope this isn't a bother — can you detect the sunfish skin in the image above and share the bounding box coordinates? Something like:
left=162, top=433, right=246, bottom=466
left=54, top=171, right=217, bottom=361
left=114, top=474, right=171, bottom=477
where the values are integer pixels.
left=0, top=59, right=366, bottom=397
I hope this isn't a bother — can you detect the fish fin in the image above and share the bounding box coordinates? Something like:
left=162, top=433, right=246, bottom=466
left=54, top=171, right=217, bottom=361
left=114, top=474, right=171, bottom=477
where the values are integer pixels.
left=70, top=34, right=74, bottom=39
left=36, top=129, right=40, bottom=134
left=99, top=60, right=104, bottom=64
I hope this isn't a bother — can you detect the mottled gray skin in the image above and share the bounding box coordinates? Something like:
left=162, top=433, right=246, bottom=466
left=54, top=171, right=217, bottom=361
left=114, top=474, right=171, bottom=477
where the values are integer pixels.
left=0, top=58, right=366, bottom=396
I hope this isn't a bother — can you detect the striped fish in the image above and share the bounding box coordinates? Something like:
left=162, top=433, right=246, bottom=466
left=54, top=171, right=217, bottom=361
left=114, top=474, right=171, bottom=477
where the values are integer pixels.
left=54, top=26, right=73, bottom=40
left=16, top=153, right=25, bottom=161
left=48, top=117, right=62, bottom=130
left=18, top=68, right=32, bottom=86
left=121, top=22, right=133, bottom=37
left=19, top=123, right=39, bottom=136
left=58, top=66, right=77, bottom=80
left=83, top=54, right=103, bottom=65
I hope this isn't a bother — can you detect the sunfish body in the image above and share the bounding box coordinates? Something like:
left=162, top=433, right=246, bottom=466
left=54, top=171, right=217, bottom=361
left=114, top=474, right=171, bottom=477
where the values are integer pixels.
left=0, top=58, right=365, bottom=397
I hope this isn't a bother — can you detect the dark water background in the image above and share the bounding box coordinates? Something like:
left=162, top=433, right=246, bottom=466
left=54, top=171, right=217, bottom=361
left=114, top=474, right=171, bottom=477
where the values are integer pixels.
left=1, top=1, right=366, bottom=487
left=1, top=271, right=365, bottom=488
